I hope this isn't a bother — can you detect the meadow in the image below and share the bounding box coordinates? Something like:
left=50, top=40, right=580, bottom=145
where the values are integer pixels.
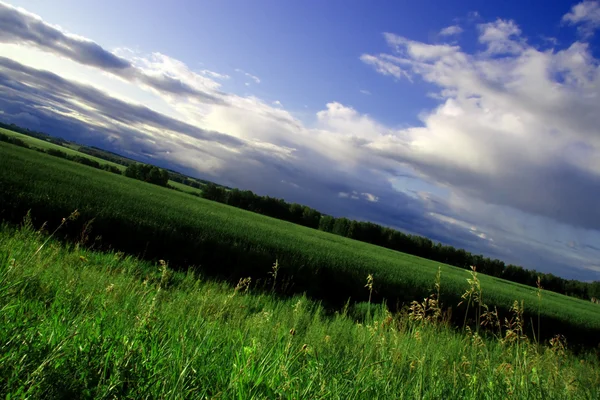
left=0, top=128, right=204, bottom=195
left=1, top=142, right=599, bottom=349
left=0, top=128, right=125, bottom=171
left=1, top=223, right=599, bottom=399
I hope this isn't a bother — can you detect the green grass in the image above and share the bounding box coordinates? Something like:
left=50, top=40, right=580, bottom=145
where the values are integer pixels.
left=1, top=127, right=198, bottom=192
left=169, top=180, right=204, bottom=195
left=1, top=224, right=598, bottom=399
left=0, top=128, right=125, bottom=171
left=1, top=142, right=599, bottom=348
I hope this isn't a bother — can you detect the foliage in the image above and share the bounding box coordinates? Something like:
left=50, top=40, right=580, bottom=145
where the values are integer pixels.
left=1, top=143, right=600, bottom=348
left=124, top=163, right=170, bottom=187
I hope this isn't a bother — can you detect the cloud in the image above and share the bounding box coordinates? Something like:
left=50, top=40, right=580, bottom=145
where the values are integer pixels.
left=362, top=193, right=379, bottom=202
left=359, top=89, right=371, bottom=95
left=200, top=70, right=230, bottom=80
left=477, top=19, right=524, bottom=54
left=360, top=54, right=411, bottom=80
left=562, top=1, right=600, bottom=38
left=439, top=25, right=463, bottom=36
left=0, top=2, right=227, bottom=104
left=360, top=18, right=600, bottom=238
left=0, top=2, right=129, bottom=71
left=338, top=191, right=379, bottom=203
left=235, top=68, right=261, bottom=84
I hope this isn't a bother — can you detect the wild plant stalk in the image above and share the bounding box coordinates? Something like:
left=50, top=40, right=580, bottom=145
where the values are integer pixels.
left=365, top=273, right=374, bottom=304
left=269, top=259, right=279, bottom=292
left=536, top=276, right=543, bottom=345
left=459, top=266, right=483, bottom=332
left=409, top=266, right=442, bottom=324
left=22, top=209, right=79, bottom=265
left=365, top=273, right=374, bottom=321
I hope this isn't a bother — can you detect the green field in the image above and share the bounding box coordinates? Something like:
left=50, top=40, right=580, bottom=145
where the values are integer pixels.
left=0, top=128, right=204, bottom=192
left=0, top=142, right=599, bottom=347
left=1, top=225, right=598, bottom=398
left=168, top=179, right=204, bottom=196
left=0, top=128, right=125, bottom=171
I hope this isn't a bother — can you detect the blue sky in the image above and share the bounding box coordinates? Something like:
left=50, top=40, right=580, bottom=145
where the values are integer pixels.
left=2, top=0, right=600, bottom=281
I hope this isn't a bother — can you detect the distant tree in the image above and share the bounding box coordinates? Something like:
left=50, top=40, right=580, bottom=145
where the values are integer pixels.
left=318, top=215, right=335, bottom=233
left=201, top=183, right=227, bottom=202
left=332, top=217, right=352, bottom=237
left=124, top=163, right=169, bottom=187
left=301, top=206, right=321, bottom=228
left=289, top=203, right=305, bottom=225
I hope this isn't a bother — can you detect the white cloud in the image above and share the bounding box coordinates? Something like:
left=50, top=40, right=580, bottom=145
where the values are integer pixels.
left=361, top=19, right=600, bottom=239
left=359, top=89, right=371, bottom=95
left=383, top=33, right=460, bottom=60
left=339, top=191, right=379, bottom=203
left=562, top=1, right=600, bottom=38
left=201, top=70, right=230, bottom=79
left=360, top=54, right=411, bottom=80
left=362, top=193, right=379, bottom=202
left=477, top=19, right=524, bottom=54
left=440, top=25, right=463, bottom=36
left=235, top=68, right=261, bottom=84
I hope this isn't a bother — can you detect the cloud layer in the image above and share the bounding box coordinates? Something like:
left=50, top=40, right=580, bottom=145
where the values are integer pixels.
left=2, top=1, right=600, bottom=280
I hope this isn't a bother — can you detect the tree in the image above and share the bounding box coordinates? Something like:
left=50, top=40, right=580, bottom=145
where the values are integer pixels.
left=124, top=163, right=169, bottom=187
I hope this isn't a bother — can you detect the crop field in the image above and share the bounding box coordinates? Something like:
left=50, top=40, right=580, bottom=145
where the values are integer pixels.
left=0, top=128, right=125, bottom=171
left=1, top=142, right=599, bottom=347
left=0, top=128, right=203, bottom=192
left=168, top=179, right=204, bottom=195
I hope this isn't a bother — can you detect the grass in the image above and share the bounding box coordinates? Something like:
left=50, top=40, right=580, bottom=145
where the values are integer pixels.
left=1, top=142, right=600, bottom=348
left=1, top=223, right=598, bottom=399
left=0, top=128, right=125, bottom=171
left=169, top=180, right=204, bottom=196
left=0, top=127, right=200, bottom=192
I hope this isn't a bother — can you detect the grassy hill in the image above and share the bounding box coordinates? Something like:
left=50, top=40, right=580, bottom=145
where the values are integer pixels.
left=0, top=127, right=125, bottom=170
left=1, top=142, right=599, bottom=348
left=0, top=128, right=205, bottom=195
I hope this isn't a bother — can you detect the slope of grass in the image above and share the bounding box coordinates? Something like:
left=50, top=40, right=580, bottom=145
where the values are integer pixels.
left=1, top=224, right=598, bottom=399
left=168, top=180, right=204, bottom=195
left=0, top=128, right=125, bottom=171
left=1, top=127, right=200, bottom=191
left=1, top=142, right=599, bottom=347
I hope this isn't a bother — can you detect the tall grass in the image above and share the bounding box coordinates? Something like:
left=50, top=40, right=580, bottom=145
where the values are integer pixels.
left=0, top=223, right=599, bottom=399
left=1, top=142, right=600, bottom=347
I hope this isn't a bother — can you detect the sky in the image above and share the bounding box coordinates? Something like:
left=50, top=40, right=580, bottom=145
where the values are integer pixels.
left=1, top=0, right=600, bottom=281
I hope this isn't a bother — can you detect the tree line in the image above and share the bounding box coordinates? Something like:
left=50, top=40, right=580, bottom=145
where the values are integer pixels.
left=124, top=163, right=170, bottom=187
left=201, top=183, right=600, bottom=301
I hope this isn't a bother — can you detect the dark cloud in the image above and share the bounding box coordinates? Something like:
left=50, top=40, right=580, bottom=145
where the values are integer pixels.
left=0, top=3, right=130, bottom=71
left=0, top=57, right=242, bottom=148
left=0, top=2, right=226, bottom=104
left=399, top=155, right=600, bottom=232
